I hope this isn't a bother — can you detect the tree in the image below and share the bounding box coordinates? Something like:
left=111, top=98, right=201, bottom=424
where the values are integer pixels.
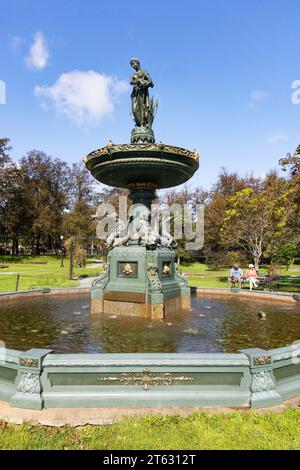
left=273, top=244, right=297, bottom=270
left=68, top=162, right=98, bottom=207
left=280, top=144, right=300, bottom=176
left=221, top=173, right=288, bottom=270
left=20, top=150, right=70, bottom=254
left=279, top=145, right=300, bottom=248
left=62, top=162, right=103, bottom=259
left=62, top=162, right=99, bottom=240
left=203, top=169, right=248, bottom=256
left=0, top=138, right=12, bottom=168
left=0, top=163, right=29, bottom=254
left=160, top=186, right=197, bottom=264
left=212, top=167, right=247, bottom=197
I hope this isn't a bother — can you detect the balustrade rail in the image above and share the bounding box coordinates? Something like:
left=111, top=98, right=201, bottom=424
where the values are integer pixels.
left=0, top=346, right=300, bottom=410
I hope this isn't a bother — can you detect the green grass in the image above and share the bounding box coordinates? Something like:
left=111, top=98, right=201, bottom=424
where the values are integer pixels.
left=0, top=256, right=102, bottom=292
left=181, top=262, right=300, bottom=289
left=0, top=256, right=299, bottom=293
left=0, top=410, right=300, bottom=449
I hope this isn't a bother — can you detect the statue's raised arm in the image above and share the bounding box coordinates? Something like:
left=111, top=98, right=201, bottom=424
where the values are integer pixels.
left=130, top=58, right=157, bottom=144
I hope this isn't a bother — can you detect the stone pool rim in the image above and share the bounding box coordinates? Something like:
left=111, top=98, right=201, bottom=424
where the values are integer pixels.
left=195, top=287, right=300, bottom=302
left=0, top=287, right=90, bottom=302
left=0, top=286, right=299, bottom=302
left=1, top=346, right=300, bottom=411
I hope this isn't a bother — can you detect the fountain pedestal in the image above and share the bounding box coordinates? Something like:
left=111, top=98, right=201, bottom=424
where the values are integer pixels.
left=91, top=245, right=190, bottom=319
left=84, top=142, right=198, bottom=320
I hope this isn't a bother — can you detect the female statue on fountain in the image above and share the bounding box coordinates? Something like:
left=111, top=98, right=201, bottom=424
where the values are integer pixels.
left=130, top=58, right=156, bottom=142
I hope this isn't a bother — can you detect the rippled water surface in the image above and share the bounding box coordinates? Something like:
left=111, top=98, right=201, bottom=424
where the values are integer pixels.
left=0, top=294, right=300, bottom=353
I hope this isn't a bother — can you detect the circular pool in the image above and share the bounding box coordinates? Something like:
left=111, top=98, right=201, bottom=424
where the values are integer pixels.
left=1, top=294, right=300, bottom=353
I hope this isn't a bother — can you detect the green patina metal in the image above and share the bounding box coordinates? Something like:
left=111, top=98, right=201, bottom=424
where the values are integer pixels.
left=130, top=58, right=156, bottom=144
left=1, top=346, right=300, bottom=409
left=84, top=59, right=199, bottom=316
left=91, top=246, right=186, bottom=305
left=84, top=143, right=199, bottom=189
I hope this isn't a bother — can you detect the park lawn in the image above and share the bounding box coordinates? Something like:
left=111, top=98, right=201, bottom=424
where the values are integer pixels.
left=188, top=275, right=227, bottom=288
left=0, top=410, right=300, bottom=449
left=0, top=256, right=299, bottom=293
left=0, top=256, right=102, bottom=292
left=180, top=263, right=233, bottom=288
left=182, top=262, right=300, bottom=289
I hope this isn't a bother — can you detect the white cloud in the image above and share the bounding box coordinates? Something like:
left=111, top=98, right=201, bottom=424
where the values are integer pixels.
left=25, top=32, right=49, bottom=70
left=267, top=132, right=288, bottom=144
left=247, top=89, right=270, bottom=110
left=35, top=70, right=128, bottom=126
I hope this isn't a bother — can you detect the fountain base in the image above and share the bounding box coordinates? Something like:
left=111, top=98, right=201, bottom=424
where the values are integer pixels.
left=91, top=246, right=190, bottom=320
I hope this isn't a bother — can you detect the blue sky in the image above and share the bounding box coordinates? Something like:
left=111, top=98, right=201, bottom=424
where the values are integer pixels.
left=1, top=0, right=300, bottom=189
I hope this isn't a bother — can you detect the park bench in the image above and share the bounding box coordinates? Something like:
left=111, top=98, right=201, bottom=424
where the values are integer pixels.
left=257, top=275, right=300, bottom=293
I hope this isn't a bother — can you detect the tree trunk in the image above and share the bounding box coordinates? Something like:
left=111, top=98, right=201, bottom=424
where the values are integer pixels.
left=12, top=237, right=19, bottom=255
left=254, top=255, right=260, bottom=272
left=251, top=239, right=262, bottom=273
left=48, top=235, right=52, bottom=251
left=69, top=241, right=75, bottom=280
left=36, top=235, right=40, bottom=256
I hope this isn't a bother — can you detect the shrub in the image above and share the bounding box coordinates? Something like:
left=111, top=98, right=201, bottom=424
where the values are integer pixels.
left=268, top=262, right=281, bottom=276
left=204, top=249, right=248, bottom=271
left=273, top=244, right=297, bottom=270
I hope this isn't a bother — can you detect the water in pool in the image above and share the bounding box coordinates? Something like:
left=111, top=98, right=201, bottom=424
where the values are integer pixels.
left=0, top=294, right=300, bottom=353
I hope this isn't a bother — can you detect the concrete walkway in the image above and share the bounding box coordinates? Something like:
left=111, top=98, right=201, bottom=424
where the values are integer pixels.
left=75, top=262, right=103, bottom=288
left=76, top=276, right=97, bottom=288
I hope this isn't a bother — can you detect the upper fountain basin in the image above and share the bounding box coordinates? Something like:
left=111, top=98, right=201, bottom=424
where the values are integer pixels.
left=84, top=142, right=199, bottom=189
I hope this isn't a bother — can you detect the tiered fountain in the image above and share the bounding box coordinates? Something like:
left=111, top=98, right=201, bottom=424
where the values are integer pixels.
left=84, top=59, right=199, bottom=319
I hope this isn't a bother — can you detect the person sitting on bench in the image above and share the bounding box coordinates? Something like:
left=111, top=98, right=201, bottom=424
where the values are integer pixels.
left=228, top=263, right=243, bottom=288
left=244, top=264, right=259, bottom=290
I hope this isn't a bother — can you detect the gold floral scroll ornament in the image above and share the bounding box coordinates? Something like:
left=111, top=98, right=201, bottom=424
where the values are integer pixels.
left=98, top=368, right=194, bottom=391
left=162, top=264, right=170, bottom=274
left=123, top=263, right=133, bottom=275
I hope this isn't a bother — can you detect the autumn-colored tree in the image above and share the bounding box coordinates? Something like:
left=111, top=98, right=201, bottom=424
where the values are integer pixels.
left=221, top=172, right=289, bottom=269
left=204, top=169, right=249, bottom=255
left=279, top=145, right=300, bottom=248
left=1, top=137, right=300, bottom=269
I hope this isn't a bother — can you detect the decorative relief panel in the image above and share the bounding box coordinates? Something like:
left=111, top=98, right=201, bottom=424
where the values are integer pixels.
left=253, top=356, right=272, bottom=366
left=85, top=143, right=199, bottom=161
left=162, top=262, right=171, bottom=277
left=19, top=358, right=39, bottom=368
left=118, top=261, right=138, bottom=278
left=251, top=370, right=276, bottom=393
left=97, top=368, right=194, bottom=391
left=147, top=263, right=162, bottom=292
left=16, top=372, right=40, bottom=395
left=92, top=263, right=110, bottom=289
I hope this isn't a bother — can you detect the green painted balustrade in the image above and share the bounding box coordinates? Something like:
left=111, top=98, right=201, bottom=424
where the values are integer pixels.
left=1, top=346, right=300, bottom=410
